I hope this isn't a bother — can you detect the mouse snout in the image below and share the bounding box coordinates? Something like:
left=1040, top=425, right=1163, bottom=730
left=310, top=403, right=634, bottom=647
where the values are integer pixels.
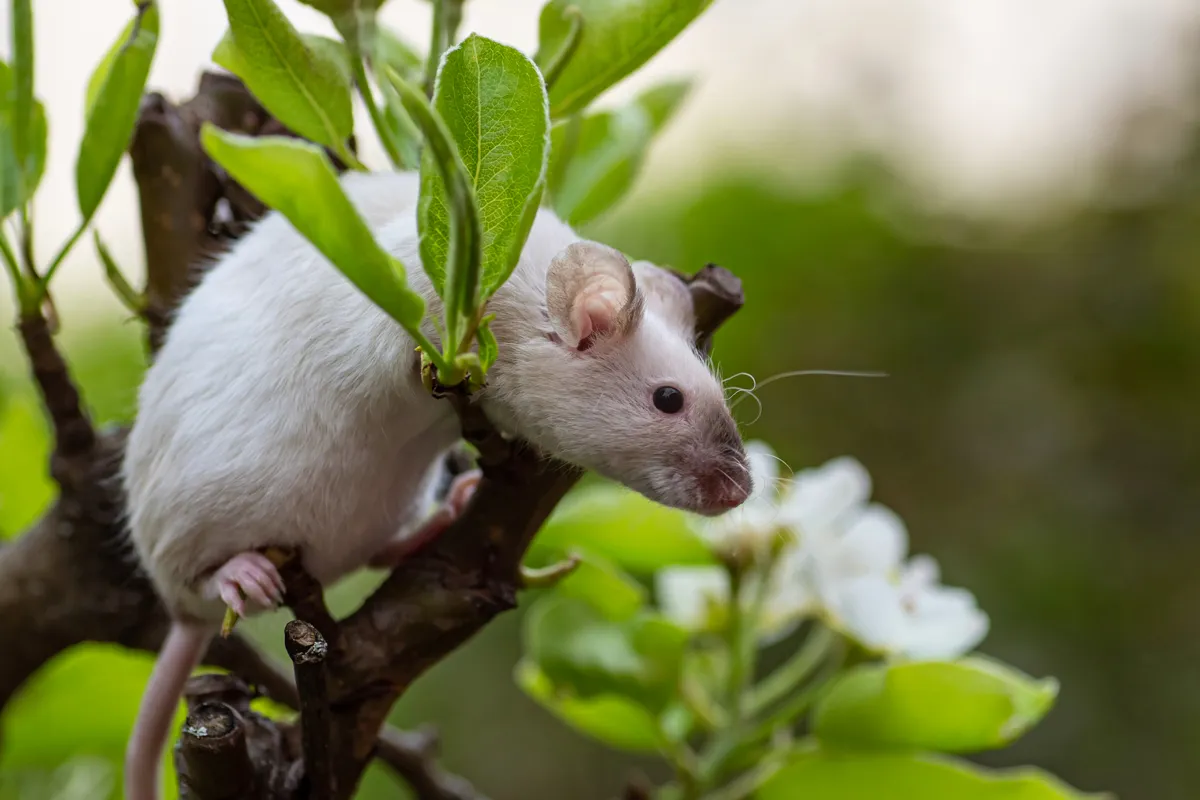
left=696, top=460, right=752, bottom=516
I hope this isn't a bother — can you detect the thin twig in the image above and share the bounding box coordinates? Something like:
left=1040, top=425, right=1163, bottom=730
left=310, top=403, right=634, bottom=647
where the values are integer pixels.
left=285, top=620, right=335, bottom=800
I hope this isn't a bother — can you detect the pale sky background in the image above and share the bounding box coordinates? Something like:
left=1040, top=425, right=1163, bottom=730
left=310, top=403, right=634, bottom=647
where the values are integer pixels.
left=1, top=0, right=1199, bottom=318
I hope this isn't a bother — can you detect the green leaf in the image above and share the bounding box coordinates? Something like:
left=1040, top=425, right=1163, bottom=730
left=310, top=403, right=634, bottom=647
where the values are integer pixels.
left=544, top=551, right=647, bottom=621
left=373, top=25, right=424, bottom=80
left=383, top=67, right=481, bottom=361
left=530, top=483, right=715, bottom=575
left=10, top=0, right=34, bottom=192
left=524, top=594, right=687, bottom=711
left=419, top=33, right=550, bottom=302
left=76, top=1, right=159, bottom=219
left=215, top=29, right=352, bottom=87
left=293, top=0, right=388, bottom=22
left=547, top=79, right=690, bottom=226
left=813, top=656, right=1060, bottom=754
left=200, top=127, right=425, bottom=330
left=535, top=0, right=713, bottom=118
left=215, top=0, right=353, bottom=150
left=476, top=314, right=498, bottom=372
left=758, top=750, right=1108, bottom=800
left=369, top=26, right=427, bottom=170
left=0, top=63, right=46, bottom=218
left=375, top=81, right=423, bottom=170
left=514, top=660, right=663, bottom=753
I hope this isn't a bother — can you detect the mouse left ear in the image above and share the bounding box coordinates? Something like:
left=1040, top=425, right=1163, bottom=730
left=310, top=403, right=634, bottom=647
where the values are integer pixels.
left=546, top=241, right=644, bottom=350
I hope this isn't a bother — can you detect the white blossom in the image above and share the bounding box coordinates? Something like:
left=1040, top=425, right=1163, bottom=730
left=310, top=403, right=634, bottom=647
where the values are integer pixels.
left=657, top=442, right=989, bottom=660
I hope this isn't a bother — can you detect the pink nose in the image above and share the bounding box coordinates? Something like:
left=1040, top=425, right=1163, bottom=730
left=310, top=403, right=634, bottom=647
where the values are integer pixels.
left=701, top=470, right=751, bottom=512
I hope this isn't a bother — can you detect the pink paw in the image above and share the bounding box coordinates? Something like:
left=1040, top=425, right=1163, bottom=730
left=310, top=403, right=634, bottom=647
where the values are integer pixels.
left=204, top=551, right=285, bottom=617
left=368, top=469, right=482, bottom=568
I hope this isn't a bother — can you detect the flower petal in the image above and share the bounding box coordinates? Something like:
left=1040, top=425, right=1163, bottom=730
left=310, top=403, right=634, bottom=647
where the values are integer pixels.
left=827, top=575, right=907, bottom=653
left=656, top=567, right=730, bottom=631
left=899, top=584, right=990, bottom=660
left=833, top=504, right=909, bottom=577
left=778, top=456, right=872, bottom=534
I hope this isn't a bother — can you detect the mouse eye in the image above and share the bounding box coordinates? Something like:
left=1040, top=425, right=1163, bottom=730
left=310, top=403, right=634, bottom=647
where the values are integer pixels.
left=653, top=386, right=684, bottom=414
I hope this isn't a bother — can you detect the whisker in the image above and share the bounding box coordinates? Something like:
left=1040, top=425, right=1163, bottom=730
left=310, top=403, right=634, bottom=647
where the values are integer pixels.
left=723, top=371, right=758, bottom=388
left=729, top=369, right=888, bottom=410
left=713, top=466, right=738, bottom=490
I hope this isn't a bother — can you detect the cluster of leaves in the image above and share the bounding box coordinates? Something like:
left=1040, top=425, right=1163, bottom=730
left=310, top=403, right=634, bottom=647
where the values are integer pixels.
left=1, top=0, right=158, bottom=318
left=519, top=486, right=1110, bottom=800
left=193, top=0, right=704, bottom=389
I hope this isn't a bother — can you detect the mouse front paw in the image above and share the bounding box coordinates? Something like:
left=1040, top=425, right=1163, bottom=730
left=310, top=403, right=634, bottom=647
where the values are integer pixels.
left=204, top=551, right=286, bottom=617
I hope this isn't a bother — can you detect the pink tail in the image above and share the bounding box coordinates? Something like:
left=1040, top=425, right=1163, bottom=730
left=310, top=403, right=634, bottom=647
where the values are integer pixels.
left=125, top=622, right=212, bottom=800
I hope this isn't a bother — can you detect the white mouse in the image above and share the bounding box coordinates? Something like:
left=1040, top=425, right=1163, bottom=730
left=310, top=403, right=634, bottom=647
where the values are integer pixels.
left=121, top=170, right=752, bottom=799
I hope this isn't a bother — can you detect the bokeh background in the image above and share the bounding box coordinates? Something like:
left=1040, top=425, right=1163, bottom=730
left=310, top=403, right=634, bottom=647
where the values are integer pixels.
left=3, top=0, right=1200, bottom=798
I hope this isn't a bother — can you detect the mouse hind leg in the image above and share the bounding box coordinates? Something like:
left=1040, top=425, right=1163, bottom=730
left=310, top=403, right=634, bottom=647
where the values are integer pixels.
left=368, top=469, right=482, bottom=568
left=202, top=551, right=286, bottom=616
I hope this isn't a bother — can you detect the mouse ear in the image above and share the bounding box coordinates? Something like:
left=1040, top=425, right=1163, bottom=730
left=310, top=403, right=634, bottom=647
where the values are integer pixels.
left=546, top=241, right=644, bottom=350
left=632, top=260, right=695, bottom=336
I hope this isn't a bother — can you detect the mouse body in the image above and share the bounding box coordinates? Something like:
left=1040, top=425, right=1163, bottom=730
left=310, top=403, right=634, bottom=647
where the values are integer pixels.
left=121, top=170, right=751, bottom=799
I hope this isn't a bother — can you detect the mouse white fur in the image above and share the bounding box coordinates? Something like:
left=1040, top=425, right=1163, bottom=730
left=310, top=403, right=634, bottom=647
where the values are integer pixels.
left=121, top=170, right=751, bottom=799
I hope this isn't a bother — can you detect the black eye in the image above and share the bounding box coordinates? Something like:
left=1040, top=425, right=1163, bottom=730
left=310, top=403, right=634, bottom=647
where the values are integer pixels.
left=653, top=386, right=684, bottom=414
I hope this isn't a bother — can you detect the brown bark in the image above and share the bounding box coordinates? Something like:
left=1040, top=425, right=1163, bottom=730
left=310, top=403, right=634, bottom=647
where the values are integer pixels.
left=0, top=70, right=743, bottom=799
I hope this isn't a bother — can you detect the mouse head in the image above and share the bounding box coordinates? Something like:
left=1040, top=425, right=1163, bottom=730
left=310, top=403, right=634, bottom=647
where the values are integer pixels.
left=487, top=241, right=752, bottom=516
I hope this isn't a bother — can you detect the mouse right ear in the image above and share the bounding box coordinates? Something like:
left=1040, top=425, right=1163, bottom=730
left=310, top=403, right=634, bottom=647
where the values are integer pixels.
left=546, top=241, right=643, bottom=350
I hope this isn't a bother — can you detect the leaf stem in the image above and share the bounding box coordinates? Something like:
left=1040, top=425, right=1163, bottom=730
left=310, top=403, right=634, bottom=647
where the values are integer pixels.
left=0, top=228, right=34, bottom=315
left=18, top=205, right=35, bottom=277
left=38, top=220, right=87, bottom=295
left=745, top=623, right=836, bottom=717
left=94, top=231, right=144, bottom=315
left=541, top=6, right=584, bottom=91
left=423, top=0, right=447, bottom=96
left=748, top=636, right=846, bottom=747
left=353, top=57, right=404, bottom=169
left=336, top=140, right=367, bottom=171
left=659, top=723, right=703, bottom=800
left=724, top=566, right=747, bottom=722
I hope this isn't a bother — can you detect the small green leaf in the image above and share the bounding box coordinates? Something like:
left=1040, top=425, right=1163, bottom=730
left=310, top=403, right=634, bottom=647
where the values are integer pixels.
left=384, top=67, right=481, bottom=360
left=635, top=79, right=693, bottom=129
left=0, top=62, right=47, bottom=218
left=535, top=0, right=713, bottom=118
left=547, top=79, right=690, bottom=226
left=530, top=483, right=715, bottom=575
left=476, top=315, right=498, bottom=372
left=215, top=0, right=353, bottom=150
left=369, top=26, right=427, bottom=170
left=293, top=0, right=389, bottom=21
left=375, top=82, right=423, bottom=170
left=524, top=594, right=687, bottom=711
left=200, top=127, right=425, bottom=330
left=373, top=25, right=424, bottom=80
left=420, top=33, right=550, bottom=301
left=515, top=660, right=663, bottom=753
left=76, top=1, right=159, bottom=220
left=758, top=750, right=1108, bottom=800
left=11, top=0, right=34, bottom=192
left=215, top=29, right=352, bottom=87
left=540, top=551, right=647, bottom=621
left=813, top=656, right=1060, bottom=754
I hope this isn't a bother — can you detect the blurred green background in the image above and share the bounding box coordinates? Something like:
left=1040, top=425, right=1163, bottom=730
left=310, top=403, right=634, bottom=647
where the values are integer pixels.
left=5, top=19, right=1200, bottom=800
